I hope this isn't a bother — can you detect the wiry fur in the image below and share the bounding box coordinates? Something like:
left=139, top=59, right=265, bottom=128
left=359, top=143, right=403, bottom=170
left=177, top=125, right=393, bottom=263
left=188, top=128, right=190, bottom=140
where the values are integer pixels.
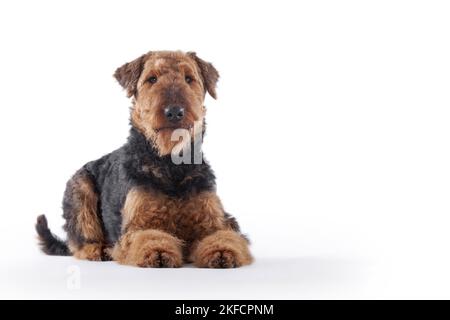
left=35, top=50, right=253, bottom=268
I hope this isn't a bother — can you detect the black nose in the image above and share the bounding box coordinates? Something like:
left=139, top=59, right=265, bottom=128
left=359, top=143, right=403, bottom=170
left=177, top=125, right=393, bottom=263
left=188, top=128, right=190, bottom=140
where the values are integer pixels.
left=164, top=106, right=185, bottom=122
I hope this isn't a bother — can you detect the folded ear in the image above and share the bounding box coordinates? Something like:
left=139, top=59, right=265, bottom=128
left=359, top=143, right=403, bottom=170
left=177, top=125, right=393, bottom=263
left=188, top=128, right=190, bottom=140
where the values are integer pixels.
left=188, top=52, right=220, bottom=99
left=114, top=53, right=149, bottom=98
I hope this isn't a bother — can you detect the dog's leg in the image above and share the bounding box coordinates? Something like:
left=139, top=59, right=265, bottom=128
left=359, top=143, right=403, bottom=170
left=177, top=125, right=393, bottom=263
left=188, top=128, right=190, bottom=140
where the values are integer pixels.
left=110, top=187, right=183, bottom=267
left=111, top=229, right=183, bottom=267
left=63, top=169, right=107, bottom=261
left=177, top=191, right=253, bottom=268
left=190, top=230, right=253, bottom=268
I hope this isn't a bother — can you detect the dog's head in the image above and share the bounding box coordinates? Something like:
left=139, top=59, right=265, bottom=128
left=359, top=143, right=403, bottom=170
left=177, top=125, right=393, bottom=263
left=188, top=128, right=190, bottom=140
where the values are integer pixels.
left=114, top=51, right=219, bottom=155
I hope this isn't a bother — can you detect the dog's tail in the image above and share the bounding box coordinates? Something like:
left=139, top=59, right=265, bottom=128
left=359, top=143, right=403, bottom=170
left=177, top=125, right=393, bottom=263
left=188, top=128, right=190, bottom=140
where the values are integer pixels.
left=35, top=214, right=71, bottom=256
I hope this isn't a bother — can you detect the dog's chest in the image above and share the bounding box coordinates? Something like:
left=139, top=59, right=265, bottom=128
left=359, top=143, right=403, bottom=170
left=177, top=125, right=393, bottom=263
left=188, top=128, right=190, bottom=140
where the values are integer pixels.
left=121, top=188, right=224, bottom=242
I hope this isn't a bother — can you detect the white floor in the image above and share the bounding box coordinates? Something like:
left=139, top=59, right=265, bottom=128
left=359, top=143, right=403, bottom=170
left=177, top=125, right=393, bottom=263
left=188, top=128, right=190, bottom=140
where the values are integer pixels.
left=1, top=254, right=369, bottom=300
left=3, top=224, right=450, bottom=299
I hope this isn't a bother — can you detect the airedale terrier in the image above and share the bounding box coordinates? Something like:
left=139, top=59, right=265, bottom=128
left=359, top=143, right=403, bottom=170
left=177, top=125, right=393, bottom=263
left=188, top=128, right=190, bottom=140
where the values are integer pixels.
left=35, top=51, right=253, bottom=268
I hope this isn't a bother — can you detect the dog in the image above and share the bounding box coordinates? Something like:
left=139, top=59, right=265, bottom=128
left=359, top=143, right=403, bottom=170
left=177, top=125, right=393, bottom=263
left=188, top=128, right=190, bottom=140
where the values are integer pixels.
left=35, top=51, right=253, bottom=268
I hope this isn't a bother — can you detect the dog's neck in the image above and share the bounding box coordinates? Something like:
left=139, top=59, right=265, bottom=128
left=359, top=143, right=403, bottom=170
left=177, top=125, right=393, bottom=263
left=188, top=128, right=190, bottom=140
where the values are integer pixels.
left=127, top=126, right=171, bottom=162
left=125, top=126, right=215, bottom=196
left=126, top=126, right=205, bottom=164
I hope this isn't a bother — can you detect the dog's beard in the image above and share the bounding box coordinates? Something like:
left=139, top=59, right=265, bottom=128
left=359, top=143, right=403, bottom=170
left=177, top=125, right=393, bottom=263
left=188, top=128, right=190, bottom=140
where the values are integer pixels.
left=131, top=105, right=203, bottom=157
left=152, top=127, right=192, bottom=156
left=152, top=120, right=203, bottom=157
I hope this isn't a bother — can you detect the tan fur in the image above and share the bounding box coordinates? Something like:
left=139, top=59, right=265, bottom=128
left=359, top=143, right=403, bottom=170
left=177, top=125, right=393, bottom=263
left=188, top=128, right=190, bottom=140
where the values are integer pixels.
left=128, top=51, right=208, bottom=155
left=190, top=230, right=253, bottom=268
left=111, top=229, right=183, bottom=267
left=119, top=187, right=249, bottom=266
left=122, top=188, right=225, bottom=241
left=74, top=176, right=103, bottom=242
left=177, top=190, right=226, bottom=242
left=69, top=242, right=104, bottom=261
left=122, top=188, right=229, bottom=261
left=64, top=173, right=106, bottom=261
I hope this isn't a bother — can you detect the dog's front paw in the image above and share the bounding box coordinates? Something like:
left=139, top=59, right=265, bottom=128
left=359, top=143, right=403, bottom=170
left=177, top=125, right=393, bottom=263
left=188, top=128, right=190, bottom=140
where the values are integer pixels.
left=137, top=248, right=182, bottom=268
left=111, top=229, right=184, bottom=268
left=192, top=230, right=253, bottom=268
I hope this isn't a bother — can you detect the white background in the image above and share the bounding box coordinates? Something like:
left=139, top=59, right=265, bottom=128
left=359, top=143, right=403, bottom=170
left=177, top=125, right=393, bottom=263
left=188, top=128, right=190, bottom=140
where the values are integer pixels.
left=0, top=0, right=449, bottom=299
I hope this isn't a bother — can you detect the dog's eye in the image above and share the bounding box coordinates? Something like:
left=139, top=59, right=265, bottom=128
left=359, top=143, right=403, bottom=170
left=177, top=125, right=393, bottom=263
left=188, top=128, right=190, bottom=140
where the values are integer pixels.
left=148, top=76, right=157, bottom=84
left=185, top=76, right=193, bottom=84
